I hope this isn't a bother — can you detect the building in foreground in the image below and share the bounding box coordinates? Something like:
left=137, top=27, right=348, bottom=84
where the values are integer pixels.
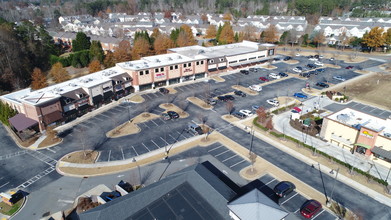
left=76, top=161, right=289, bottom=220
left=320, top=107, right=391, bottom=167
left=0, top=41, right=276, bottom=133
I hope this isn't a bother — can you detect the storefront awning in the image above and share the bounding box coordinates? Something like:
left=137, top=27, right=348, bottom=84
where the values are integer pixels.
left=354, top=143, right=372, bottom=149
left=8, top=114, right=38, bottom=132
left=371, top=147, right=391, bottom=160
left=43, top=111, right=63, bottom=125
left=218, top=66, right=227, bottom=70
left=229, top=63, right=242, bottom=67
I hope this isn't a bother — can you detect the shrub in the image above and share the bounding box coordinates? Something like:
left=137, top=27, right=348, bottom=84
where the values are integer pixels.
left=335, top=98, right=339, bottom=102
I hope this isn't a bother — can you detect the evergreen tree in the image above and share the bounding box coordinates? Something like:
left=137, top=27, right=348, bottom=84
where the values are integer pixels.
left=72, top=32, right=91, bottom=52
left=89, top=40, right=104, bottom=62
left=216, top=24, right=223, bottom=42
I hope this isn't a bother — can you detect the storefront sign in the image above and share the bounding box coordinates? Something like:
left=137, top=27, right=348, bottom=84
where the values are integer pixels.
left=156, top=73, right=165, bottom=78
left=184, top=68, right=192, bottom=73
left=360, top=130, right=374, bottom=139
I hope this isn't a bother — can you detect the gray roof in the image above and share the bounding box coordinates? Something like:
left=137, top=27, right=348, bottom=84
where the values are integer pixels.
left=228, top=189, right=289, bottom=220
left=372, top=147, right=391, bottom=161
left=78, top=162, right=238, bottom=220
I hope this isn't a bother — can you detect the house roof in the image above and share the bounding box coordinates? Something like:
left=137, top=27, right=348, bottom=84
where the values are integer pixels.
left=228, top=189, right=289, bottom=220
left=9, top=113, right=38, bottom=132
left=78, top=161, right=237, bottom=220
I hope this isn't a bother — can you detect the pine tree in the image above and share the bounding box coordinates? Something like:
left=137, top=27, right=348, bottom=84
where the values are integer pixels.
left=89, top=40, right=104, bottom=62
left=72, top=32, right=91, bottom=52
left=31, top=67, right=48, bottom=90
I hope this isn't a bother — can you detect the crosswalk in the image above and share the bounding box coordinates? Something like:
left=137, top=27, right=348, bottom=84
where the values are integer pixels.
left=0, top=150, right=27, bottom=160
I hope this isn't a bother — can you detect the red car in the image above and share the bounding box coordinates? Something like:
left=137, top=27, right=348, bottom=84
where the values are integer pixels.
left=259, top=77, right=269, bottom=82
left=345, top=65, right=354, bottom=69
left=300, top=199, right=322, bottom=219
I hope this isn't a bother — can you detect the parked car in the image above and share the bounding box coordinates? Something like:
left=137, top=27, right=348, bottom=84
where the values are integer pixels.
left=269, top=73, right=281, bottom=79
left=251, top=105, right=260, bottom=111
left=217, top=96, right=228, bottom=102
left=308, top=70, right=317, bottom=75
left=232, top=111, right=246, bottom=119
left=240, top=69, right=249, bottom=75
left=295, top=53, right=301, bottom=56
left=249, top=85, right=262, bottom=92
left=266, top=99, right=279, bottom=107
left=249, top=68, right=255, bottom=72
left=283, top=56, right=292, bottom=61
left=316, top=82, right=329, bottom=88
left=329, top=57, right=335, bottom=61
left=293, top=93, right=308, bottom=99
left=292, top=67, right=302, bottom=73
left=161, top=113, right=171, bottom=121
left=314, top=61, right=324, bottom=66
left=167, top=111, right=179, bottom=119
left=273, top=181, right=296, bottom=198
left=234, top=90, right=246, bottom=97
left=159, top=87, right=169, bottom=94
left=279, top=72, right=288, bottom=77
left=259, top=77, right=269, bottom=82
left=308, top=57, right=318, bottom=61
left=300, top=200, right=322, bottom=219
left=306, top=63, right=316, bottom=69
left=316, top=68, right=325, bottom=73
left=239, top=109, right=253, bottom=117
left=299, top=73, right=310, bottom=78
left=345, top=65, right=354, bottom=69
left=188, top=123, right=203, bottom=135
left=225, top=95, right=235, bottom=100
left=333, top=75, right=346, bottom=81
left=206, top=98, right=217, bottom=105
left=273, top=57, right=281, bottom=62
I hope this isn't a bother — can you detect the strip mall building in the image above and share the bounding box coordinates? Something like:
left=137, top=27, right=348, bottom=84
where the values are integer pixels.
left=320, top=108, right=391, bottom=167
left=0, top=41, right=276, bottom=133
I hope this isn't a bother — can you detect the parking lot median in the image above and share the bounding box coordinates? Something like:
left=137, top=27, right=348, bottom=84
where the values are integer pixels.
left=187, top=97, right=213, bottom=110
left=106, top=113, right=159, bottom=138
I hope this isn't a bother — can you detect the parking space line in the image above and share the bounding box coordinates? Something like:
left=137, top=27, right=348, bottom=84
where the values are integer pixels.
left=94, top=117, right=105, bottom=122
left=141, top=122, right=150, bottom=128
left=379, top=110, right=386, bottom=115
left=265, top=178, right=277, bottom=185
left=46, top=148, right=56, bottom=153
left=168, top=134, right=177, bottom=141
left=78, top=123, right=89, bottom=129
left=160, top=137, right=169, bottom=145
left=110, top=108, right=122, bottom=113
left=158, top=118, right=167, bottom=123
left=229, top=159, right=246, bottom=168
left=312, top=209, right=325, bottom=219
left=369, top=108, right=376, bottom=112
left=98, top=114, right=111, bottom=119
left=208, top=145, right=223, bottom=152
left=151, top=120, right=159, bottom=126
left=142, top=143, right=150, bottom=151
left=131, top=146, right=138, bottom=156
left=214, top=149, right=230, bottom=157
left=361, top=105, right=368, bottom=110
left=294, top=209, right=300, bottom=213
left=352, top=102, right=360, bottom=107
left=152, top=93, right=159, bottom=97
left=121, top=147, right=125, bottom=160
left=280, top=192, right=298, bottom=205
left=107, top=150, right=111, bottom=162
left=222, top=155, right=237, bottom=162
left=151, top=140, right=160, bottom=148
left=176, top=87, right=184, bottom=92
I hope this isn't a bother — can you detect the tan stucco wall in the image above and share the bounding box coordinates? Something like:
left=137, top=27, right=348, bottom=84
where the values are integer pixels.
left=375, top=136, right=391, bottom=151
left=322, top=118, right=358, bottom=144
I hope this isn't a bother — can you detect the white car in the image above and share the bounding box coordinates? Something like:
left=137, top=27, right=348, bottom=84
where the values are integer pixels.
left=333, top=75, right=346, bottom=81
left=249, top=85, right=262, bottom=92
left=309, top=57, right=318, bottom=61
left=295, top=53, right=301, bottom=57
left=266, top=99, right=280, bottom=107
left=314, top=61, right=324, bottom=66
left=269, top=73, right=281, bottom=79
left=239, top=109, right=254, bottom=117
left=292, top=67, right=302, bottom=73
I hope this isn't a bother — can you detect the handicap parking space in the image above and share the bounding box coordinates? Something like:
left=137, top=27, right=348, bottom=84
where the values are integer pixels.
left=258, top=174, right=337, bottom=220
left=206, top=143, right=250, bottom=172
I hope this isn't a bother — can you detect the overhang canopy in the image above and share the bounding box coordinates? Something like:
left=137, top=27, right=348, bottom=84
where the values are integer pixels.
left=9, top=114, right=38, bottom=132
left=371, top=147, right=391, bottom=160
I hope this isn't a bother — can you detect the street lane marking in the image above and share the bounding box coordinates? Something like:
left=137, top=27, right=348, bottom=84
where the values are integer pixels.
left=121, top=147, right=125, bottom=160
left=94, top=117, right=105, bottom=122
left=280, top=192, right=298, bottom=205
left=160, top=137, right=169, bottom=145
left=0, top=182, right=9, bottom=188
left=379, top=110, right=386, bottom=115
left=265, top=178, right=277, bottom=185
left=46, top=148, right=56, bottom=153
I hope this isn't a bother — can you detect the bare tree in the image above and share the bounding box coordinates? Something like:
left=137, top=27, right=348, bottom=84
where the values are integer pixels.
left=197, top=113, right=207, bottom=125
left=225, top=100, right=234, bottom=115
left=265, top=117, right=274, bottom=130
left=288, top=29, right=299, bottom=47
left=76, top=127, right=88, bottom=158
left=256, top=107, right=267, bottom=123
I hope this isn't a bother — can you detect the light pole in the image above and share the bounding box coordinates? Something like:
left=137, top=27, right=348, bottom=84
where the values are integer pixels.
left=318, top=163, right=329, bottom=205
left=164, top=125, right=170, bottom=158
left=327, top=168, right=340, bottom=207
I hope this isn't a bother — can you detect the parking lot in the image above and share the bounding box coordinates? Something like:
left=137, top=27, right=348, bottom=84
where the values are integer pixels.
left=258, top=174, right=337, bottom=220
left=206, top=142, right=250, bottom=172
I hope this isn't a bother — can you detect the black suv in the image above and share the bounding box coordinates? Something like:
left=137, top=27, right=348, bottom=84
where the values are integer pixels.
left=232, top=112, right=246, bottom=119
left=217, top=96, right=229, bottom=102
left=167, top=111, right=179, bottom=119
left=159, top=87, right=169, bottom=94
left=225, top=95, right=235, bottom=100
left=240, top=70, right=249, bottom=75
left=279, top=72, right=288, bottom=77
left=316, top=82, right=329, bottom=88
left=306, top=64, right=316, bottom=69
left=283, top=56, right=292, bottom=61
left=274, top=181, right=296, bottom=198
left=234, top=90, right=246, bottom=97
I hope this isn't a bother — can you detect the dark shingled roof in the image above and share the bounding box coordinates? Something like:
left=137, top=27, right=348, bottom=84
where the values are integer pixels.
left=78, top=162, right=238, bottom=220
left=8, top=113, right=38, bottom=132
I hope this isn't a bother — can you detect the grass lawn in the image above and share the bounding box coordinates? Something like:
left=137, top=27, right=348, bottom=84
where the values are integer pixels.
left=0, top=199, right=23, bottom=216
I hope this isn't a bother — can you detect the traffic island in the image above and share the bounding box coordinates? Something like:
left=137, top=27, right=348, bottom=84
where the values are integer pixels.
left=106, top=112, right=159, bottom=138
left=159, top=103, right=189, bottom=118
left=167, top=88, right=177, bottom=94
left=187, top=97, right=213, bottom=110
left=232, top=85, right=258, bottom=96
left=221, top=114, right=240, bottom=123
left=325, top=64, right=341, bottom=69
left=283, top=60, right=299, bottom=65
left=126, top=94, right=145, bottom=103
left=61, top=150, right=99, bottom=164
left=210, top=75, right=225, bottom=82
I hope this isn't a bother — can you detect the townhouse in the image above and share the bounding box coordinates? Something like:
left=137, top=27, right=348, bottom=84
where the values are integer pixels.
left=1, top=41, right=276, bottom=133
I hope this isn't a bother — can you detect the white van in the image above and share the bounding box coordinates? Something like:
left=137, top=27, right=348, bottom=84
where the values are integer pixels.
left=269, top=73, right=281, bottom=79
left=249, top=85, right=262, bottom=92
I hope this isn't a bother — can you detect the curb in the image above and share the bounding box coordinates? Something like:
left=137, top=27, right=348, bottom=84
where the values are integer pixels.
left=9, top=196, right=28, bottom=220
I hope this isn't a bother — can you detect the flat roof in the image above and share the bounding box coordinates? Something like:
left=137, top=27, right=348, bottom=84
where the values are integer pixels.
left=0, top=66, right=127, bottom=106
left=328, top=108, right=391, bottom=136
left=116, top=53, right=195, bottom=71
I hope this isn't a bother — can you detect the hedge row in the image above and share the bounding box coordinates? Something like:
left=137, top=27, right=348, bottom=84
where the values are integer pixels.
left=271, top=104, right=297, bottom=115
left=253, top=117, right=388, bottom=186
left=50, top=50, right=90, bottom=68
